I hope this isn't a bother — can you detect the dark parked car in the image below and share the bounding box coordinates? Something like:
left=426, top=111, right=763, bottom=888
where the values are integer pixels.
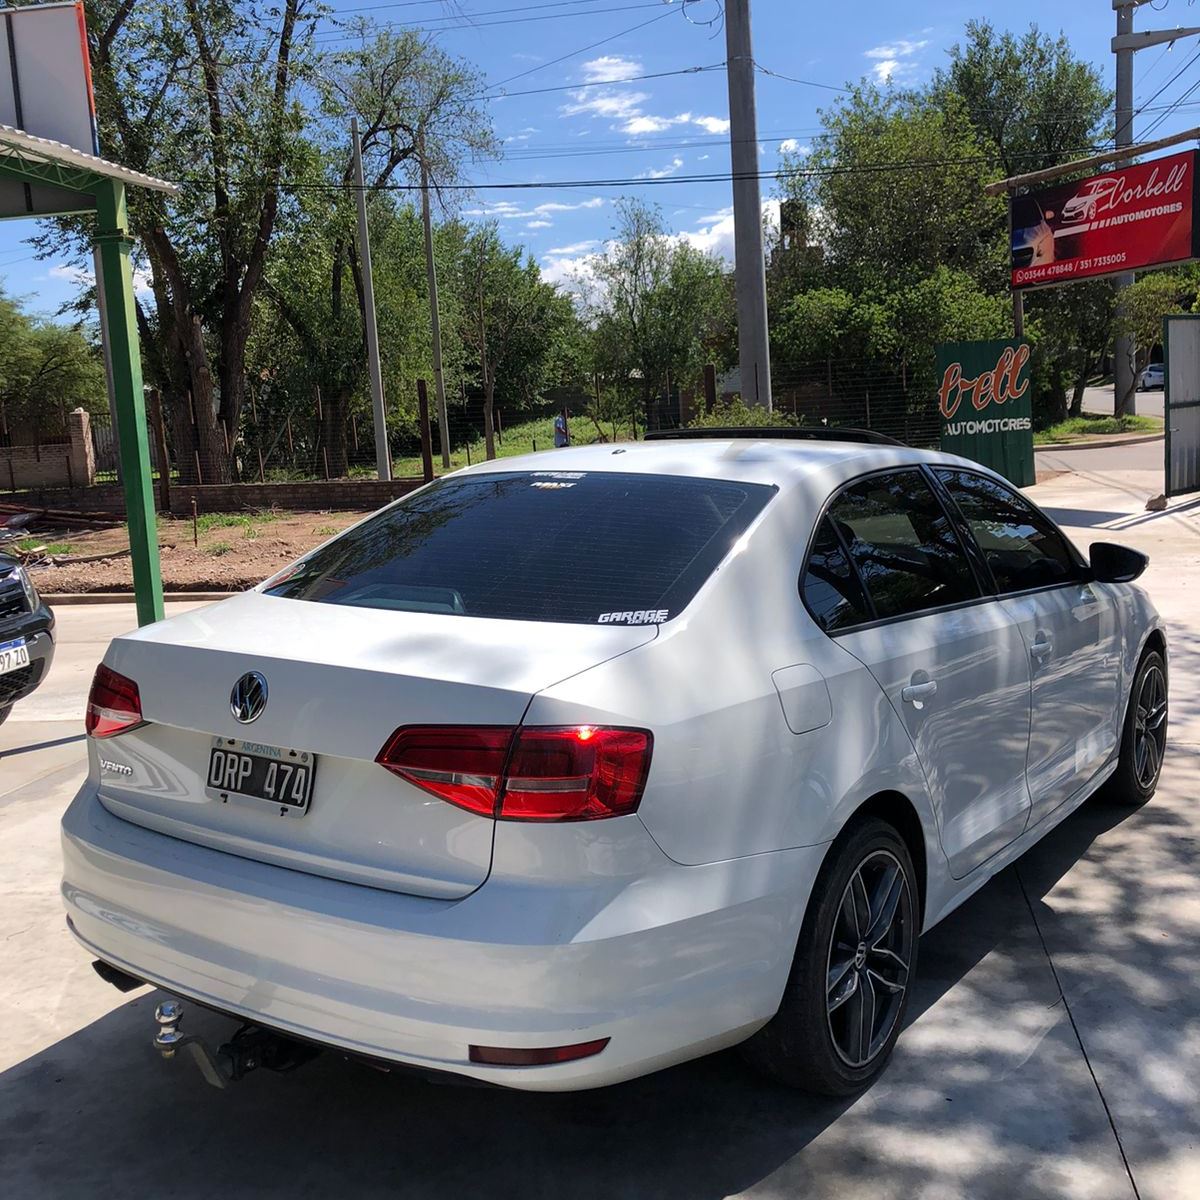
left=0, top=552, right=55, bottom=724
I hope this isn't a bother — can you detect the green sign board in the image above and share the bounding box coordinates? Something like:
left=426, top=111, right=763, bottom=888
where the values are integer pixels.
left=936, top=338, right=1034, bottom=487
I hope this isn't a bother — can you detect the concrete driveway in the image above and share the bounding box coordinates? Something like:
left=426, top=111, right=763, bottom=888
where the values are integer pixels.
left=2, top=461, right=1198, bottom=1198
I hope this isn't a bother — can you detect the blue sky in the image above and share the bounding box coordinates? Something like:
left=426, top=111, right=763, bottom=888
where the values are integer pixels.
left=2, top=0, right=1196, bottom=316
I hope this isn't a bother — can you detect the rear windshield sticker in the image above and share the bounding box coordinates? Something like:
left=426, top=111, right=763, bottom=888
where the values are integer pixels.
left=598, top=609, right=669, bottom=625
left=530, top=481, right=576, bottom=490
left=531, top=471, right=586, bottom=479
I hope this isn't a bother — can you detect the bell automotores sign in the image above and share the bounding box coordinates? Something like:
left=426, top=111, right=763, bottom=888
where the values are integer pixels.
left=937, top=339, right=1034, bottom=488
left=1010, top=149, right=1200, bottom=290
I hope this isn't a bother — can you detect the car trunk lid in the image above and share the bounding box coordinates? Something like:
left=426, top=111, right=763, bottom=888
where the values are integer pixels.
left=93, top=591, right=655, bottom=898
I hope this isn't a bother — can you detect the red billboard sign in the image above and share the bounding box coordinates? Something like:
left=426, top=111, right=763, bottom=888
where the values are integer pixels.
left=1010, top=149, right=1199, bottom=289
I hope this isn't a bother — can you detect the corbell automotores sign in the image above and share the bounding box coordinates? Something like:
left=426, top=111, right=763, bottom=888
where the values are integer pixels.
left=937, top=339, right=1034, bottom=487
left=1010, top=149, right=1199, bottom=289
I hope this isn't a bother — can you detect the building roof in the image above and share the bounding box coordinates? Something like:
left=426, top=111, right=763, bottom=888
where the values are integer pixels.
left=0, top=124, right=178, bottom=194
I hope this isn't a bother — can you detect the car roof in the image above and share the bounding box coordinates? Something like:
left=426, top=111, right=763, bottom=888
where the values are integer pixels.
left=451, top=436, right=964, bottom=491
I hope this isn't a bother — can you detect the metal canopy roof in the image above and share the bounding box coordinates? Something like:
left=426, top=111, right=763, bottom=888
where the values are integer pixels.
left=0, top=123, right=178, bottom=194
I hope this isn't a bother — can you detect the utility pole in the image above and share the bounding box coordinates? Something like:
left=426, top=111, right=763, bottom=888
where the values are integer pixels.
left=724, top=0, right=772, bottom=411
left=419, top=133, right=451, bottom=468
left=352, top=117, right=391, bottom=480
left=1112, top=1, right=1200, bottom=417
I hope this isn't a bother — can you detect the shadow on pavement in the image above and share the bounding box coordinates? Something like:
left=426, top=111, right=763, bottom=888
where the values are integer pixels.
left=7, top=765, right=1190, bottom=1200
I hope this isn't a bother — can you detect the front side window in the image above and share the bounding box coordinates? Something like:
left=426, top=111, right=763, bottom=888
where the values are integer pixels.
left=934, top=469, right=1082, bottom=594
left=827, top=470, right=979, bottom=621
left=263, top=471, right=776, bottom=625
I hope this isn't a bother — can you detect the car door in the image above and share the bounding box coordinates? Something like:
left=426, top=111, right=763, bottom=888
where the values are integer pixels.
left=933, top=468, right=1123, bottom=826
left=814, top=469, right=1033, bottom=878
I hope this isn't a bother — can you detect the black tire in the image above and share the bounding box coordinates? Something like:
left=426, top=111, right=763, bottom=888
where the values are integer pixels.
left=742, top=817, right=919, bottom=1096
left=1102, top=649, right=1167, bottom=806
left=0, top=704, right=10, bottom=726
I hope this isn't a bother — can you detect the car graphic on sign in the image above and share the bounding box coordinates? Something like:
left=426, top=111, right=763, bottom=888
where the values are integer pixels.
left=1061, top=177, right=1113, bottom=223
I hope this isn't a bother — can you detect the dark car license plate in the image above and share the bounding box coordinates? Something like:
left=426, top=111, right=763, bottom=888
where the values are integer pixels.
left=206, top=738, right=316, bottom=814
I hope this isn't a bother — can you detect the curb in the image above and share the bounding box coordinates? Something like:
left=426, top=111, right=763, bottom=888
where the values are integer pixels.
left=42, top=592, right=235, bottom=606
left=1035, top=433, right=1163, bottom=452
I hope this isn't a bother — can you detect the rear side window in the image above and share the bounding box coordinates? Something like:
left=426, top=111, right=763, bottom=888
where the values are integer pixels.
left=935, top=468, right=1083, bottom=593
left=827, top=470, right=979, bottom=621
left=802, top=518, right=871, bottom=631
left=263, top=471, right=776, bottom=625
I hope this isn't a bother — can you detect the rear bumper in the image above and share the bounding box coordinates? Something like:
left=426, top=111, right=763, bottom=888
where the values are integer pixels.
left=62, top=782, right=828, bottom=1090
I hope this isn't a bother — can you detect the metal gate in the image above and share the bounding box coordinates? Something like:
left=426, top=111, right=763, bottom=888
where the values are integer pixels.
left=1165, top=315, right=1200, bottom=498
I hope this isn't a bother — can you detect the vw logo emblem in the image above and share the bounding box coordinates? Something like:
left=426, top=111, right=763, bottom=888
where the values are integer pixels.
left=230, top=671, right=268, bottom=724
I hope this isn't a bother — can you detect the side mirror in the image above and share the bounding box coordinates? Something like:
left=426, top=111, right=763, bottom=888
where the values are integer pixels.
left=1090, top=541, right=1148, bottom=583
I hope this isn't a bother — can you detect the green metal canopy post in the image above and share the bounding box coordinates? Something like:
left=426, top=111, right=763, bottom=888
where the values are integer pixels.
left=94, top=178, right=163, bottom=625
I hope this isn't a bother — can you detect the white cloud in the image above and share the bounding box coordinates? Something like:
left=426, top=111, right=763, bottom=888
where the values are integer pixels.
left=48, top=263, right=91, bottom=286
left=581, top=55, right=642, bottom=83
left=560, top=65, right=727, bottom=138
left=562, top=88, right=650, bottom=122
left=864, top=38, right=928, bottom=83
left=463, top=197, right=604, bottom=221
left=680, top=200, right=780, bottom=262
left=526, top=219, right=552, bottom=229
left=619, top=110, right=728, bottom=137
left=637, top=156, right=684, bottom=180
left=48, top=261, right=151, bottom=296
left=545, top=240, right=598, bottom=255
left=779, top=138, right=809, bottom=155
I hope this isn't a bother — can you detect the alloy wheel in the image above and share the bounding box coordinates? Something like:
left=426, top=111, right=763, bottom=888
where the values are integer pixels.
left=825, top=849, right=914, bottom=1069
left=1133, top=663, right=1167, bottom=789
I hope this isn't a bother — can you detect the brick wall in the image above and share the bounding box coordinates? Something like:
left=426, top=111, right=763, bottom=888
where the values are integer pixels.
left=1, top=409, right=96, bottom=490
left=3, top=476, right=426, bottom=516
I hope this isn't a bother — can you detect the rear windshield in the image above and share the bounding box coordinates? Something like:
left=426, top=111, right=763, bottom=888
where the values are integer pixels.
left=262, top=470, right=776, bottom=625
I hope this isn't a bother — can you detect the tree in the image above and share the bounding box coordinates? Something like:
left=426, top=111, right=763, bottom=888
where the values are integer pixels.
left=456, top=223, right=579, bottom=458
left=583, top=198, right=730, bottom=424
left=935, top=21, right=1114, bottom=420
left=780, top=85, right=1003, bottom=296
left=934, top=21, right=1111, bottom=180
left=261, top=27, right=496, bottom=475
left=0, top=290, right=106, bottom=440
left=72, top=0, right=314, bottom=483
left=1115, top=269, right=1200, bottom=383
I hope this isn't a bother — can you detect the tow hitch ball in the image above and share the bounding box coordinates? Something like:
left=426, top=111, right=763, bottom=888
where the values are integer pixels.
left=154, top=1000, right=319, bottom=1089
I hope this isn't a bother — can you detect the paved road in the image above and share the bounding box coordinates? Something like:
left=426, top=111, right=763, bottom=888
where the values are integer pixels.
left=1082, top=383, right=1163, bottom=418
left=2, top=477, right=1198, bottom=1198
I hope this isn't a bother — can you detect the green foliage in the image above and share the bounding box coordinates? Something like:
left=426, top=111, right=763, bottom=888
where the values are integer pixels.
left=1034, top=413, right=1160, bottom=445
left=688, top=399, right=798, bottom=429
left=0, top=290, right=107, bottom=436
left=583, top=199, right=732, bottom=407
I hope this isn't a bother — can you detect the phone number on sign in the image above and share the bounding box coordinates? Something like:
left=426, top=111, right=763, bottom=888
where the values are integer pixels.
left=1014, top=251, right=1128, bottom=285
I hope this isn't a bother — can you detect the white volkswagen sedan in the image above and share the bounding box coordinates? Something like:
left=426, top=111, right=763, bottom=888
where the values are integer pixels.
left=62, top=432, right=1166, bottom=1095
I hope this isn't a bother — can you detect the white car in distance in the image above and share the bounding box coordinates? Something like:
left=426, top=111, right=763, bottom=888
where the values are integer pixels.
left=62, top=431, right=1166, bottom=1095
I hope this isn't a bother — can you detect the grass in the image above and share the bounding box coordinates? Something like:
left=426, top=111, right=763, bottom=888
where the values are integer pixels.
left=1034, top=412, right=1162, bottom=445
left=14, top=538, right=74, bottom=555
left=206, top=541, right=233, bottom=557
left=389, top=412, right=633, bottom=477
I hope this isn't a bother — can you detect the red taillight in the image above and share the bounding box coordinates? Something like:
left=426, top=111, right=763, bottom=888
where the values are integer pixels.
left=469, top=1038, right=610, bottom=1066
left=374, top=726, right=512, bottom=816
left=375, top=725, right=652, bottom=821
left=85, top=664, right=143, bottom=738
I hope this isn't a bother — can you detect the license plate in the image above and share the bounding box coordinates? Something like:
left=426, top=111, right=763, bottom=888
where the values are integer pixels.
left=0, top=637, right=29, bottom=676
left=205, top=737, right=316, bottom=816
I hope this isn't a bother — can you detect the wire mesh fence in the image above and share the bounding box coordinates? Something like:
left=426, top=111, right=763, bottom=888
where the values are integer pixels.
left=4, top=357, right=945, bottom=504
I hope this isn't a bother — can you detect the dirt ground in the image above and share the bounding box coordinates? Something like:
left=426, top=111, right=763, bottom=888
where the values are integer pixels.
left=7, top=509, right=364, bottom=594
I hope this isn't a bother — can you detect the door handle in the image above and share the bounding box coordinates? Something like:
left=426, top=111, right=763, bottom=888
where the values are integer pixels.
left=901, top=680, right=938, bottom=704
left=1031, top=633, right=1054, bottom=660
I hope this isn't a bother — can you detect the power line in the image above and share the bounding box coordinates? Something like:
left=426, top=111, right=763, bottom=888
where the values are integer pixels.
left=483, top=62, right=724, bottom=101
left=483, top=7, right=676, bottom=91
left=314, top=1, right=664, bottom=42
left=164, top=143, right=1113, bottom=195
